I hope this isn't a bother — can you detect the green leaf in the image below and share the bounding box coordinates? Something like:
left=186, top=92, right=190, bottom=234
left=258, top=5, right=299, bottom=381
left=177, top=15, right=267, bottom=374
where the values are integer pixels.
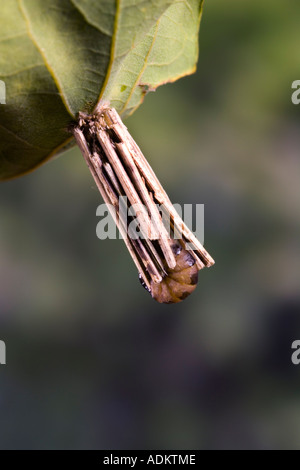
left=0, top=0, right=203, bottom=180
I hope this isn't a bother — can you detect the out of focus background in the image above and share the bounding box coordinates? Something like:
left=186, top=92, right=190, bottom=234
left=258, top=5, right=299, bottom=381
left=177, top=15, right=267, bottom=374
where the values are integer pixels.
left=1, top=0, right=300, bottom=449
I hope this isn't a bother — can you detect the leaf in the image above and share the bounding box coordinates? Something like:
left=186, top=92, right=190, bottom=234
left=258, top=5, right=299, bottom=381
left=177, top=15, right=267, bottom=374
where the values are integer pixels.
left=0, top=0, right=204, bottom=181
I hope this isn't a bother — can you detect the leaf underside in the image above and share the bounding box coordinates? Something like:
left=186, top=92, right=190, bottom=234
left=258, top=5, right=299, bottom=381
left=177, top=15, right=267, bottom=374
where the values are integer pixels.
left=0, top=0, right=203, bottom=180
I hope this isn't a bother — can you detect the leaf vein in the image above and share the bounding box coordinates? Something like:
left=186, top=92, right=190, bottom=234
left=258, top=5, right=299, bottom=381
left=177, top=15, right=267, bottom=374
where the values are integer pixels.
left=0, top=123, right=47, bottom=152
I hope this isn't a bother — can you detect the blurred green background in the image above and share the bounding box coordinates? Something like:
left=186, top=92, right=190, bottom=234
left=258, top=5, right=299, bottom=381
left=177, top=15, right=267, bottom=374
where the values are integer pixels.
left=1, top=0, right=300, bottom=449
